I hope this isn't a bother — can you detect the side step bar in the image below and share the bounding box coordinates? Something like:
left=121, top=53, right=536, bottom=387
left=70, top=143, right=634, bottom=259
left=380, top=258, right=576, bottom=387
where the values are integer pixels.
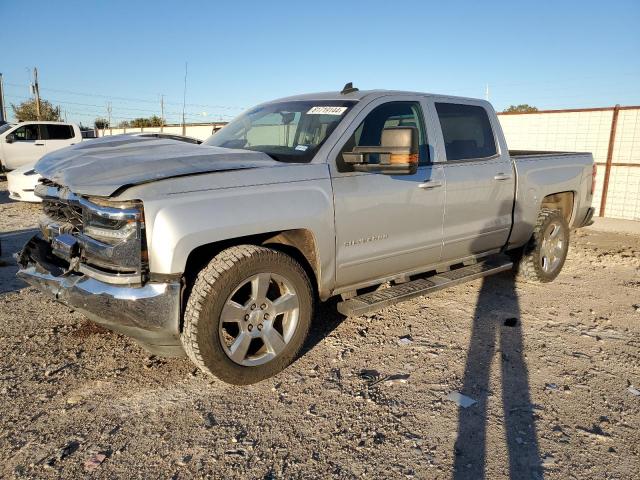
left=337, top=254, right=513, bottom=317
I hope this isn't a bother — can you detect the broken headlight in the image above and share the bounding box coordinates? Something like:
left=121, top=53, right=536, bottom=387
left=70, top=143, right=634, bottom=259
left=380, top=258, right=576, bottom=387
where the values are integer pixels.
left=79, top=199, right=146, bottom=277
left=82, top=199, right=143, bottom=243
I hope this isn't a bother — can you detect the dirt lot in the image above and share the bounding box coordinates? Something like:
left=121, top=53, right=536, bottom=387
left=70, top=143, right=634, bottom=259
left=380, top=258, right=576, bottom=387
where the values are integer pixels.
left=0, top=180, right=638, bottom=479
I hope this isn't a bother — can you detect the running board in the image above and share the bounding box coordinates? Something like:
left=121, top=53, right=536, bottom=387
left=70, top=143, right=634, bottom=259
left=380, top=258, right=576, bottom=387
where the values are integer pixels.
left=337, top=254, right=513, bottom=317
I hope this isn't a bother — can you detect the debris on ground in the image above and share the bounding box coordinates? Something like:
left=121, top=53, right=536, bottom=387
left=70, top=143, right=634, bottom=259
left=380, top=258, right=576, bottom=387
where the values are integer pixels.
left=504, top=317, right=519, bottom=327
left=382, top=373, right=410, bottom=386
left=397, top=334, right=413, bottom=346
left=84, top=453, right=107, bottom=471
left=627, top=385, right=640, bottom=397
left=446, top=391, right=477, bottom=408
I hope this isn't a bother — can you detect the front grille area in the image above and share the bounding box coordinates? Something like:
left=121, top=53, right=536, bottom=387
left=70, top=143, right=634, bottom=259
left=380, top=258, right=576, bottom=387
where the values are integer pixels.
left=42, top=199, right=83, bottom=234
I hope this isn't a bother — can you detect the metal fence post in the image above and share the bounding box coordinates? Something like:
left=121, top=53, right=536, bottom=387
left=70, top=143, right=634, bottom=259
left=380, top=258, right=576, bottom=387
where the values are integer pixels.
left=599, top=104, right=620, bottom=217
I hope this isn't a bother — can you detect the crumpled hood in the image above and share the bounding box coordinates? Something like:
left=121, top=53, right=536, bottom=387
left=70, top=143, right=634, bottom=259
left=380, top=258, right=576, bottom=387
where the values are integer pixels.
left=35, top=135, right=280, bottom=197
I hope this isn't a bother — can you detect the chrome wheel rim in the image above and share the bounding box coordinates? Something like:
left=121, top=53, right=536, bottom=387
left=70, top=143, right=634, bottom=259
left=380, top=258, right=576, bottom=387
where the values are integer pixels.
left=219, top=272, right=300, bottom=366
left=540, top=220, right=565, bottom=273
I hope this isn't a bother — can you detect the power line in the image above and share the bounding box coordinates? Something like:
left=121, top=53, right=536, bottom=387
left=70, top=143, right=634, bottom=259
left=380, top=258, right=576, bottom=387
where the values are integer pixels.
left=4, top=94, right=236, bottom=120
left=3, top=81, right=245, bottom=110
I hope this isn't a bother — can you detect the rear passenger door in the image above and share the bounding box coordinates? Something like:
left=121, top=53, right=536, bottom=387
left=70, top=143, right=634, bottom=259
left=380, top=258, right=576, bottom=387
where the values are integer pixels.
left=43, top=124, right=77, bottom=152
left=433, top=101, right=515, bottom=260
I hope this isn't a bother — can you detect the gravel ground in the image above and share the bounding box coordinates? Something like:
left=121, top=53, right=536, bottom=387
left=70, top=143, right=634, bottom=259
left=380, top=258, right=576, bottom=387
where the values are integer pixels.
left=0, top=180, right=638, bottom=479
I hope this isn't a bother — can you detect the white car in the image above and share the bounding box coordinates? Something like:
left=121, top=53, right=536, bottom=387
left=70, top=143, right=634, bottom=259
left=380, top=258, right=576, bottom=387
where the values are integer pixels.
left=7, top=164, right=42, bottom=202
left=0, top=121, right=82, bottom=171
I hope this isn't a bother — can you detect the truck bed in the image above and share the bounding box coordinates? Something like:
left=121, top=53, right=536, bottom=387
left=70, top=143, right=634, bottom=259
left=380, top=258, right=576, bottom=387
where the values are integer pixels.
left=508, top=150, right=594, bottom=249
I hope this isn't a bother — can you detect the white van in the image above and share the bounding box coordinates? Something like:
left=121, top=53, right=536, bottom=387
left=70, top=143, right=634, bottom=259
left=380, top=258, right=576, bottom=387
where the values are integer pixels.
left=0, top=121, right=82, bottom=171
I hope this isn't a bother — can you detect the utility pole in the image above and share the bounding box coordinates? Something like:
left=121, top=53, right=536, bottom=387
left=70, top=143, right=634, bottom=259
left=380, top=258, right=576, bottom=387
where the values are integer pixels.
left=485, top=83, right=490, bottom=101
left=106, top=102, right=112, bottom=136
left=160, top=94, right=164, bottom=132
left=182, top=62, right=188, bottom=136
left=0, top=73, right=6, bottom=123
left=33, top=67, right=41, bottom=121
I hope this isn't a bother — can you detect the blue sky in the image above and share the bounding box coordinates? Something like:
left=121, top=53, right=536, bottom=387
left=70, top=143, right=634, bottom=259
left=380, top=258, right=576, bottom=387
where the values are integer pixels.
left=1, top=0, right=638, bottom=125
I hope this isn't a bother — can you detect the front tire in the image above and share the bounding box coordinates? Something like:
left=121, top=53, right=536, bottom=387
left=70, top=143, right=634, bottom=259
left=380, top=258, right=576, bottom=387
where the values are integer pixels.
left=181, top=245, right=313, bottom=385
left=517, top=208, right=570, bottom=283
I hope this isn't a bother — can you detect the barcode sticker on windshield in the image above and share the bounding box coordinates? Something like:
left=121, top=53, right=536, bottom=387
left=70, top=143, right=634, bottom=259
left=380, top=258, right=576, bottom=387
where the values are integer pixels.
left=307, top=106, right=348, bottom=115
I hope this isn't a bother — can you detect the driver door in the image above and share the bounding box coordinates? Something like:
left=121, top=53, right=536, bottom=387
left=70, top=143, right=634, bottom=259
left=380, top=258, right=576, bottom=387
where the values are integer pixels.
left=330, top=98, right=445, bottom=290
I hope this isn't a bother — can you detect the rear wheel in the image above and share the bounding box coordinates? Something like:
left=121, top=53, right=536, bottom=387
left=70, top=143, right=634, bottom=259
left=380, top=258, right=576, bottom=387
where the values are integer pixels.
left=516, top=208, right=569, bottom=283
left=181, top=245, right=313, bottom=384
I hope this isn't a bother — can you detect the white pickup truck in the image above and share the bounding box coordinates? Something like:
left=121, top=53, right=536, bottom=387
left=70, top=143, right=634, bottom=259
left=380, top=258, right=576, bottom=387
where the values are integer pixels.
left=0, top=121, right=82, bottom=171
left=1, top=121, right=83, bottom=202
left=17, top=87, right=595, bottom=384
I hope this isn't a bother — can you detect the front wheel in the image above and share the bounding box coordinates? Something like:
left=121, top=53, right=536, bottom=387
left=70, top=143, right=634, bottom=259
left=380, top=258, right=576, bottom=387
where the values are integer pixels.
left=516, top=208, right=570, bottom=283
left=181, top=245, right=313, bottom=385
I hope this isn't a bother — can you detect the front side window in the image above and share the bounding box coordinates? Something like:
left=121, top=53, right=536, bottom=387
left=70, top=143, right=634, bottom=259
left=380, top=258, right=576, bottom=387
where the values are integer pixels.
left=204, top=100, right=356, bottom=163
left=339, top=101, right=429, bottom=169
left=12, top=124, right=40, bottom=141
left=435, top=103, right=497, bottom=161
left=45, top=124, right=74, bottom=140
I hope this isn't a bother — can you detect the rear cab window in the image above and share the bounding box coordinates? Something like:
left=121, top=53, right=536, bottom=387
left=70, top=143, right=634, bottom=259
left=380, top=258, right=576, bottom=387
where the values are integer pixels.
left=435, top=103, right=497, bottom=161
left=44, top=124, right=75, bottom=140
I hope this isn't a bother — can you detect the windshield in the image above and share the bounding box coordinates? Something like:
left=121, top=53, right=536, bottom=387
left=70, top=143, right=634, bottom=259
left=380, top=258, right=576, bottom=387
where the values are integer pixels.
left=204, top=100, right=356, bottom=162
left=0, top=123, right=13, bottom=135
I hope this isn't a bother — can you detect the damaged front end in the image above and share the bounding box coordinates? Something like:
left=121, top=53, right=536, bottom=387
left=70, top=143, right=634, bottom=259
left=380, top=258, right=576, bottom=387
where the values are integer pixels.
left=16, top=183, right=184, bottom=357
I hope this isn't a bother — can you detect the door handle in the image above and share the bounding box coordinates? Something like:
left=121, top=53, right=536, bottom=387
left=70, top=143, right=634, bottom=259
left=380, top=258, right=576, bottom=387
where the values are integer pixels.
left=494, top=173, right=512, bottom=181
left=35, top=143, right=45, bottom=146
left=418, top=180, right=443, bottom=189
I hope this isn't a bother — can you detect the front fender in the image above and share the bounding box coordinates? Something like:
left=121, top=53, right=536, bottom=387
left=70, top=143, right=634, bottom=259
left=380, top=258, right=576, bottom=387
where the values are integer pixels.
left=143, top=177, right=336, bottom=292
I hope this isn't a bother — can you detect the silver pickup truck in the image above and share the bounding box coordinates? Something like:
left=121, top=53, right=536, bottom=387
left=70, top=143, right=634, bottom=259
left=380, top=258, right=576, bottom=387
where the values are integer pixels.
left=17, top=86, right=595, bottom=384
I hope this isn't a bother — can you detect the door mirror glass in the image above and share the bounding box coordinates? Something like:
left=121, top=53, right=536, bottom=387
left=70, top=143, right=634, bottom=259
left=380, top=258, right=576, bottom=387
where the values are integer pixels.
left=343, top=126, right=419, bottom=175
left=5, top=133, right=15, bottom=144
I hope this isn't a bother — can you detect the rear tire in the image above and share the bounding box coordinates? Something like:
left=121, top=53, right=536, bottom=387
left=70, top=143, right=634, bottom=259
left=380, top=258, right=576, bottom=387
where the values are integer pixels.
left=516, top=208, right=569, bottom=283
left=181, top=245, right=313, bottom=385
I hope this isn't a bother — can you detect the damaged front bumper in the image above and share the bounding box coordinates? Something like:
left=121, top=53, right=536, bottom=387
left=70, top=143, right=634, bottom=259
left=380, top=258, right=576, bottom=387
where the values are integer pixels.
left=17, top=235, right=184, bottom=357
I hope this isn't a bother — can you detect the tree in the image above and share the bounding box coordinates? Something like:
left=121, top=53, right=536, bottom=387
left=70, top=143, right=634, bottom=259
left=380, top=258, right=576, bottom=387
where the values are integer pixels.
left=129, top=115, right=164, bottom=128
left=117, top=120, right=130, bottom=128
left=503, top=104, right=539, bottom=113
left=11, top=98, right=62, bottom=121
left=94, top=117, right=109, bottom=129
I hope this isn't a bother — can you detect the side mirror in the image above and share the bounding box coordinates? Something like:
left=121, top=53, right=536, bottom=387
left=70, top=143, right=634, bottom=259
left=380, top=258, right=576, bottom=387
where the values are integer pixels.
left=5, top=133, right=15, bottom=144
left=342, top=126, right=418, bottom=175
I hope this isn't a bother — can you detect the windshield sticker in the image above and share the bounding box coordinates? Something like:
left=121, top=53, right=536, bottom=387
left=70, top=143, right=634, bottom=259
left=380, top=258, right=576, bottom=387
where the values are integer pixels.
left=295, top=145, right=309, bottom=151
left=307, top=106, right=348, bottom=115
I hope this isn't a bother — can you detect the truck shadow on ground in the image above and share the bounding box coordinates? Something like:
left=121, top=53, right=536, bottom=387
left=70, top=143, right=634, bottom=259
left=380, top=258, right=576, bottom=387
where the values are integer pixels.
left=0, top=228, right=37, bottom=294
left=453, top=270, right=543, bottom=480
left=0, top=184, right=13, bottom=205
left=299, top=297, right=345, bottom=359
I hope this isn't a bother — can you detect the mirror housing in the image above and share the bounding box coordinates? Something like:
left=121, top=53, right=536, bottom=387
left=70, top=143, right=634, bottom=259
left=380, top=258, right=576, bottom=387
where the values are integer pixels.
left=342, top=126, right=418, bottom=175
left=5, top=133, right=15, bottom=144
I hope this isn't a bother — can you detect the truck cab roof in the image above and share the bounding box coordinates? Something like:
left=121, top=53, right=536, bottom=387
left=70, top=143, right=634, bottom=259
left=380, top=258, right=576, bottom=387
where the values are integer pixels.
left=271, top=89, right=487, bottom=105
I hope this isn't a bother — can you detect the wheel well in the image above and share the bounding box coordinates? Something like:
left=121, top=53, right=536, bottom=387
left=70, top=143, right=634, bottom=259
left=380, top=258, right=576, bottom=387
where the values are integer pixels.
left=181, top=230, right=321, bottom=315
left=541, top=192, right=574, bottom=223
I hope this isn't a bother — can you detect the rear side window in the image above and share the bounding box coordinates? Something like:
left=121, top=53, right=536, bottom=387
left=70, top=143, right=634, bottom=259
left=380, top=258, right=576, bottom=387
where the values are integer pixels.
left=45, top=124, right=74, bottom=140
left=435, top=103, right=497, bottom=161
